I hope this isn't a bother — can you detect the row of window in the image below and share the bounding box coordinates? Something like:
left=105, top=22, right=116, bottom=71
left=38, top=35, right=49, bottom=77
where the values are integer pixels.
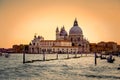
left=32, top=42, right=71, bottom=46
left=71, top=37, right=83, bottom=42
left=30, top=48, right=78, bottom=52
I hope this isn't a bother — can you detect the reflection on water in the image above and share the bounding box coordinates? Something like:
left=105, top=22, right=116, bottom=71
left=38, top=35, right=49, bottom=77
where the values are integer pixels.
left=0, top=54, right=120, bottom=80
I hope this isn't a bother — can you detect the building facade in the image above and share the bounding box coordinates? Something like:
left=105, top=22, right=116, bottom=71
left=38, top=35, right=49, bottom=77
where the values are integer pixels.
left=29, top=19, right=90, bottom=53
left=90, top=41, right=118, bottom=52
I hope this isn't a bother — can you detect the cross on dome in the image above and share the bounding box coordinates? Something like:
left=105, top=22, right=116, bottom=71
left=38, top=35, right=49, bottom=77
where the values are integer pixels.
left=73, top=18, right=78, bottom=26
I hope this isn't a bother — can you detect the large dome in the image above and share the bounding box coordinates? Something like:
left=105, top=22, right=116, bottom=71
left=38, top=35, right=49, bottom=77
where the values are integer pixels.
left=69, top=19, right=83, bottom=35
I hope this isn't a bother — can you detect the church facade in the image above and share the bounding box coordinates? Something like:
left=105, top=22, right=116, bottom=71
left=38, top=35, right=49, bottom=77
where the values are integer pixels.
left=29, top=19, right=90, bottom=53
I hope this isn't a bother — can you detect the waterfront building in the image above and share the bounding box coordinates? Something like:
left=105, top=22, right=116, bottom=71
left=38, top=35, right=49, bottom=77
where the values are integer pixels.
left=90, top=41, right=118, bottom=52
left=106, top=42, right=118, bottom=52
left=29, top=19, right=90, bottom=53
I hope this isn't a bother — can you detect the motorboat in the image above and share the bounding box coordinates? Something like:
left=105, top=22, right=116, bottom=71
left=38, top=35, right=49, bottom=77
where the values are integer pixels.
left=107, top=55, right=115, bottom=63
left=100, top=56, right=106, bottom=59
left=4, top=53, right=10, bottom=58
left=100, top=52, right=107, bottom=59
left=100, top=54, right=106, bottom=59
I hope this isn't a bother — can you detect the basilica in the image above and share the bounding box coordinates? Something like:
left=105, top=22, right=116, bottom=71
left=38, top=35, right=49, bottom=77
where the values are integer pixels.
left=29, top=19, right=90, bottom=53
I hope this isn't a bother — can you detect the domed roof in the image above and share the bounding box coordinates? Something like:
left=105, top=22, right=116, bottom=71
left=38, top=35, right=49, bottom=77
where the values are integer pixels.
left=60, top=26, right=68, bottom=36
left=69, top=19, right=83, bottom=35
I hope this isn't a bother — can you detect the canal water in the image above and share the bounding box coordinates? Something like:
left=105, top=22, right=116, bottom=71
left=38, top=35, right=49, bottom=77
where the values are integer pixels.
left=0, top=53, right=120, bottom=80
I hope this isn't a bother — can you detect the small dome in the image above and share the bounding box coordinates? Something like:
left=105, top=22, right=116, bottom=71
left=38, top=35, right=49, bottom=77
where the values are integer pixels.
left=60, top=30, right=67, bottom=36
left=69, top=19, right=83, bottom=35
left=60, top=26, right=68, bottom=36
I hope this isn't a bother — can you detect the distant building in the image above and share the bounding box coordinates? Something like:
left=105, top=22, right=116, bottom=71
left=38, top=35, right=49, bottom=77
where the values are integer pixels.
left=117, top=45, right=120, bottom=52
left=29, top=19, right=90, bottom=53
left=0, top=48, right=14, bottom=53
left=12, top=44, right=29, bottom=53
left=106, top=42, right=118, bottom=52
left=90, top=41, right=118, bottom=52
left=98, top=42, right=106, bottom=47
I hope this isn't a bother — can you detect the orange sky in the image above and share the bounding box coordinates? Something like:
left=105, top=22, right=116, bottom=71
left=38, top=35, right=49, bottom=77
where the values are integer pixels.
left=0, top=0, right=120, bottom=48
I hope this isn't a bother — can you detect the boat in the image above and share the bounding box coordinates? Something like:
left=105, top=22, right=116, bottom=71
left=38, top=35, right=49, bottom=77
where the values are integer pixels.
left=4, top=53, right=10, bottom=58
left=117, top=67, right=120, bottom=70
left=118, top=52, right=120, bottom=57
left=100, top=56, right=106, bottom=59
left=100, top=54, right=106, bottom=59
left=107, top=55, right=115, bottom=63
left=100, top=51, right=107, bottom=59
left=107, top=58, right=115, bottom=63
left=0, top=52, right=2, bottom=56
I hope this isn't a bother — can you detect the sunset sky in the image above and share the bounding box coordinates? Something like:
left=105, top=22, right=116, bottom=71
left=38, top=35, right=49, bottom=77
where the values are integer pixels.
left=0, top=0, right=120, bottom=48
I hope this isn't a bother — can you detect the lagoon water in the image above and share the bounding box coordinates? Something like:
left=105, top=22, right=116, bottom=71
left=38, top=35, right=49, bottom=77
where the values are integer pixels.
left=0, top=53, right=120, bottom=80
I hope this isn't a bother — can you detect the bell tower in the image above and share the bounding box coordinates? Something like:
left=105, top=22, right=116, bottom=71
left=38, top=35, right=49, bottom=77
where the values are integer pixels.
left=56, top=27, right=60, bottom=40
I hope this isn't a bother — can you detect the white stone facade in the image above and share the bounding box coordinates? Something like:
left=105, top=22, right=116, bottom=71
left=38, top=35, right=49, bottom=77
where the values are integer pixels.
left=56, top=19, right=89, bottom=52
left=29, top=19, right=90, bottom=53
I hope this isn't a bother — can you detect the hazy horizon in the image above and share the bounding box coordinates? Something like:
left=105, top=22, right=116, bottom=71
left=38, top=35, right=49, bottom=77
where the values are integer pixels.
left=0, top=0, right=120, bottom=48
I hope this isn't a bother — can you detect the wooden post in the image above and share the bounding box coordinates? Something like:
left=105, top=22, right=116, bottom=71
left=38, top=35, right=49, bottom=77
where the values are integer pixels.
left=23, top=52, right=25, bottom=64
left=23, top=47, right=25, bottom=64
left=23, top=45, right=29, bottom=64
left=56, top=52, right=58, bottom=59
left=81, top=52, right=82, bottom=56
left=100, top=53, right=102, bottom=59
left=71, top=51, right=73, bottom=58
left=43, top=49, right=45, bottom=61
left=86, top=52, right=87, bottom=56
left=95, top=53, right=97, bottom=66
left=75, top=51, right=77, bottom=58
left=67, top=51, right=69, bottom=59
left=82, top=46, right=84, bottom=56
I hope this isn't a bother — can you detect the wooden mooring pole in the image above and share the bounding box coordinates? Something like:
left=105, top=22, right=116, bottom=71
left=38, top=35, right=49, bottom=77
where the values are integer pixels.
left=23, top=52, right=25, bottom=64
left=67, top=52, right=69, bottom=59
left=23, top=45, right=29, bottom=64
left=75, top=52, right=77, bottom=58
left=95, top=52, right=97, bottom=66
left=43, top=49, right=45, bottom=61
left=81, top=52, right=82, bottom=56
left=56, top=52, right=58, bottom=59
left=23, top=47, right=25, bottom=64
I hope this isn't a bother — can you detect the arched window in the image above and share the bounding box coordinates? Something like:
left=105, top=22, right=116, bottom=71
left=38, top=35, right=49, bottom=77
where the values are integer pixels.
left=33, top=43, right=35, bottom=45
left=32, top=48, right=34, bottom=53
